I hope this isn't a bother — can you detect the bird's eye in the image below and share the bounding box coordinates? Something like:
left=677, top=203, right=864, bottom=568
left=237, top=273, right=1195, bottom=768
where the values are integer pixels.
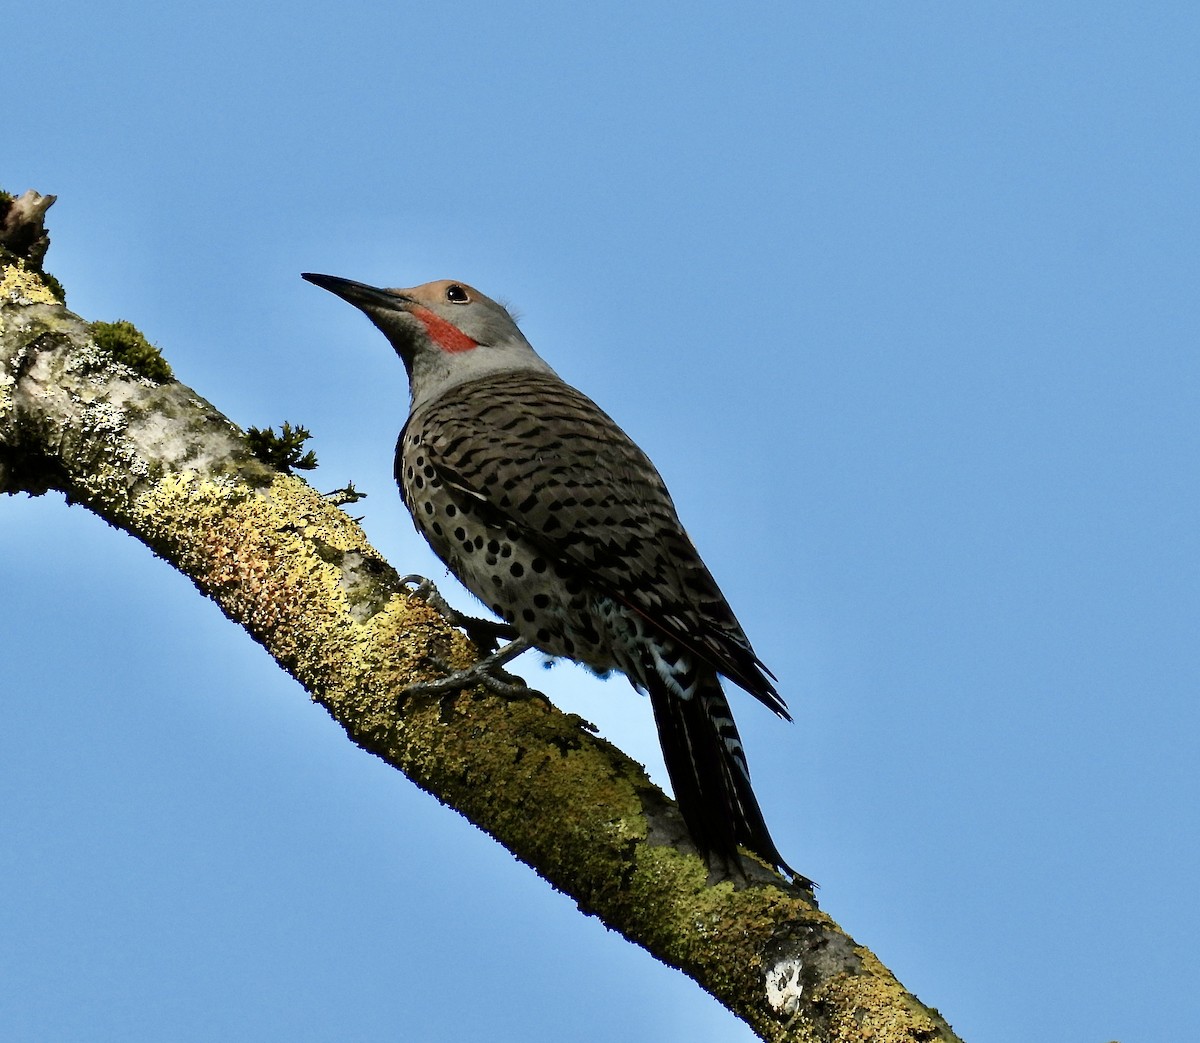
left=446, top=284, right=469, bottom=304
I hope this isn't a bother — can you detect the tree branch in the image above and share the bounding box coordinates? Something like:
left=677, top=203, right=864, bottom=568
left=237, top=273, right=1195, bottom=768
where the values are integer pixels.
left=0, top=189, right=963, bottom=1043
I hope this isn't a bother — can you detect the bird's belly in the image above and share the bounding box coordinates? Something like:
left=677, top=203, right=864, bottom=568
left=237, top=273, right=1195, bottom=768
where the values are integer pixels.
left=409, top=484, right=622, bottom=674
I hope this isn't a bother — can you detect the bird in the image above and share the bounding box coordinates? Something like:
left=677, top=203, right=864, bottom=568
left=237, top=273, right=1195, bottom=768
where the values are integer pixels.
left=303, top=272, right=801, bottom=881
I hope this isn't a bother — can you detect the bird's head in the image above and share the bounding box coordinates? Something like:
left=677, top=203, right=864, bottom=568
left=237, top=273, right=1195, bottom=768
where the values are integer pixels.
left=302, top=274, right=554, bottom=407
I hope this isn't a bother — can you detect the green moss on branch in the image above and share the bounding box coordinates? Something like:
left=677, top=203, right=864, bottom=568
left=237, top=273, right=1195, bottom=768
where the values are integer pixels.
left=90, top=319, right=173, bottom=383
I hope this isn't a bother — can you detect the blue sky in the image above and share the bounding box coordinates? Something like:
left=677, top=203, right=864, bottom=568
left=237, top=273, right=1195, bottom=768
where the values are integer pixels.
left=4, top=3, right=1197, bottom=1040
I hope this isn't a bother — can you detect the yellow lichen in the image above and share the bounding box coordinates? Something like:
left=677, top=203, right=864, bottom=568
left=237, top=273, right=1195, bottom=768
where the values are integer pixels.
left=128, top=470, right=467, bottom=711
left=810, top=946, right=950, bottom=1042
left=0, top=260, right=60, bottom=307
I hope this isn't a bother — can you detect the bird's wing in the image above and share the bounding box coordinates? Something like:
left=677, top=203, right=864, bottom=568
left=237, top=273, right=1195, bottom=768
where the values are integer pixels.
left=406, top=371, right=787, bottom=716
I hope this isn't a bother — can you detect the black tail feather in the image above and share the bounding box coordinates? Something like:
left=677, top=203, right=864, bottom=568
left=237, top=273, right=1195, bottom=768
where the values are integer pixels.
left=645, top=673, right=796, bottom=880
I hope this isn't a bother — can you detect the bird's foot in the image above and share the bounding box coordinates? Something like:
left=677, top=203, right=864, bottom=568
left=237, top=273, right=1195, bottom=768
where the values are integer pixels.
left=399, top=575, right=532, bottom=699
left=400, top=636, right=534, bottom=700
left=401, top=574, right=519, bottom=654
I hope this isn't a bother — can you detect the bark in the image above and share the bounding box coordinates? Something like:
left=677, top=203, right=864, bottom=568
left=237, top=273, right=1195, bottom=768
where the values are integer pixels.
left=0, top=189, right=963, bottom=1043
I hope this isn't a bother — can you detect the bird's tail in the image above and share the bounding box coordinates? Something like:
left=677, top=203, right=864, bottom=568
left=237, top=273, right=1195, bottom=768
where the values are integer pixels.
left=645, top=671, right=799, bottom=881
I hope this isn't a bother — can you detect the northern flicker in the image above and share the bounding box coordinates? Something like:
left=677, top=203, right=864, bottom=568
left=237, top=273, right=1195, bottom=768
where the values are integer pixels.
left=303, top=273, right=800, bottom=880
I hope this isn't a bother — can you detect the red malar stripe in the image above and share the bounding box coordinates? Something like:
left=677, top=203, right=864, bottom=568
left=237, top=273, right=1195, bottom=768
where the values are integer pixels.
left=413, top=307, right=479, bottom=353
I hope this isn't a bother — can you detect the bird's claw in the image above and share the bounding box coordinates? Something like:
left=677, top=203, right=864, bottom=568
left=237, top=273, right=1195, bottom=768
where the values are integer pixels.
left=401, top=574, right=519, bottom=654
left=399, top=636, right=534, bottom=701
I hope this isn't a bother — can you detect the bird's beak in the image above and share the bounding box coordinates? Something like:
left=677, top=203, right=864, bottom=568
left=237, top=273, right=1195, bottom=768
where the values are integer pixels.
left=301, top=273, right=413, bottom=313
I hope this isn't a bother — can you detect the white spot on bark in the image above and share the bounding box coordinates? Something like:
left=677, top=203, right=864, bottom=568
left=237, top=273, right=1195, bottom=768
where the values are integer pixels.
left=765, top=957, right=804, bottom=1014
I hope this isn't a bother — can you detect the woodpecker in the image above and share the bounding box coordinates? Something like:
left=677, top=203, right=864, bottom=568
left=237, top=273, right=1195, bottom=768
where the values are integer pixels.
left=303, top=273, right=800, bottom=880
